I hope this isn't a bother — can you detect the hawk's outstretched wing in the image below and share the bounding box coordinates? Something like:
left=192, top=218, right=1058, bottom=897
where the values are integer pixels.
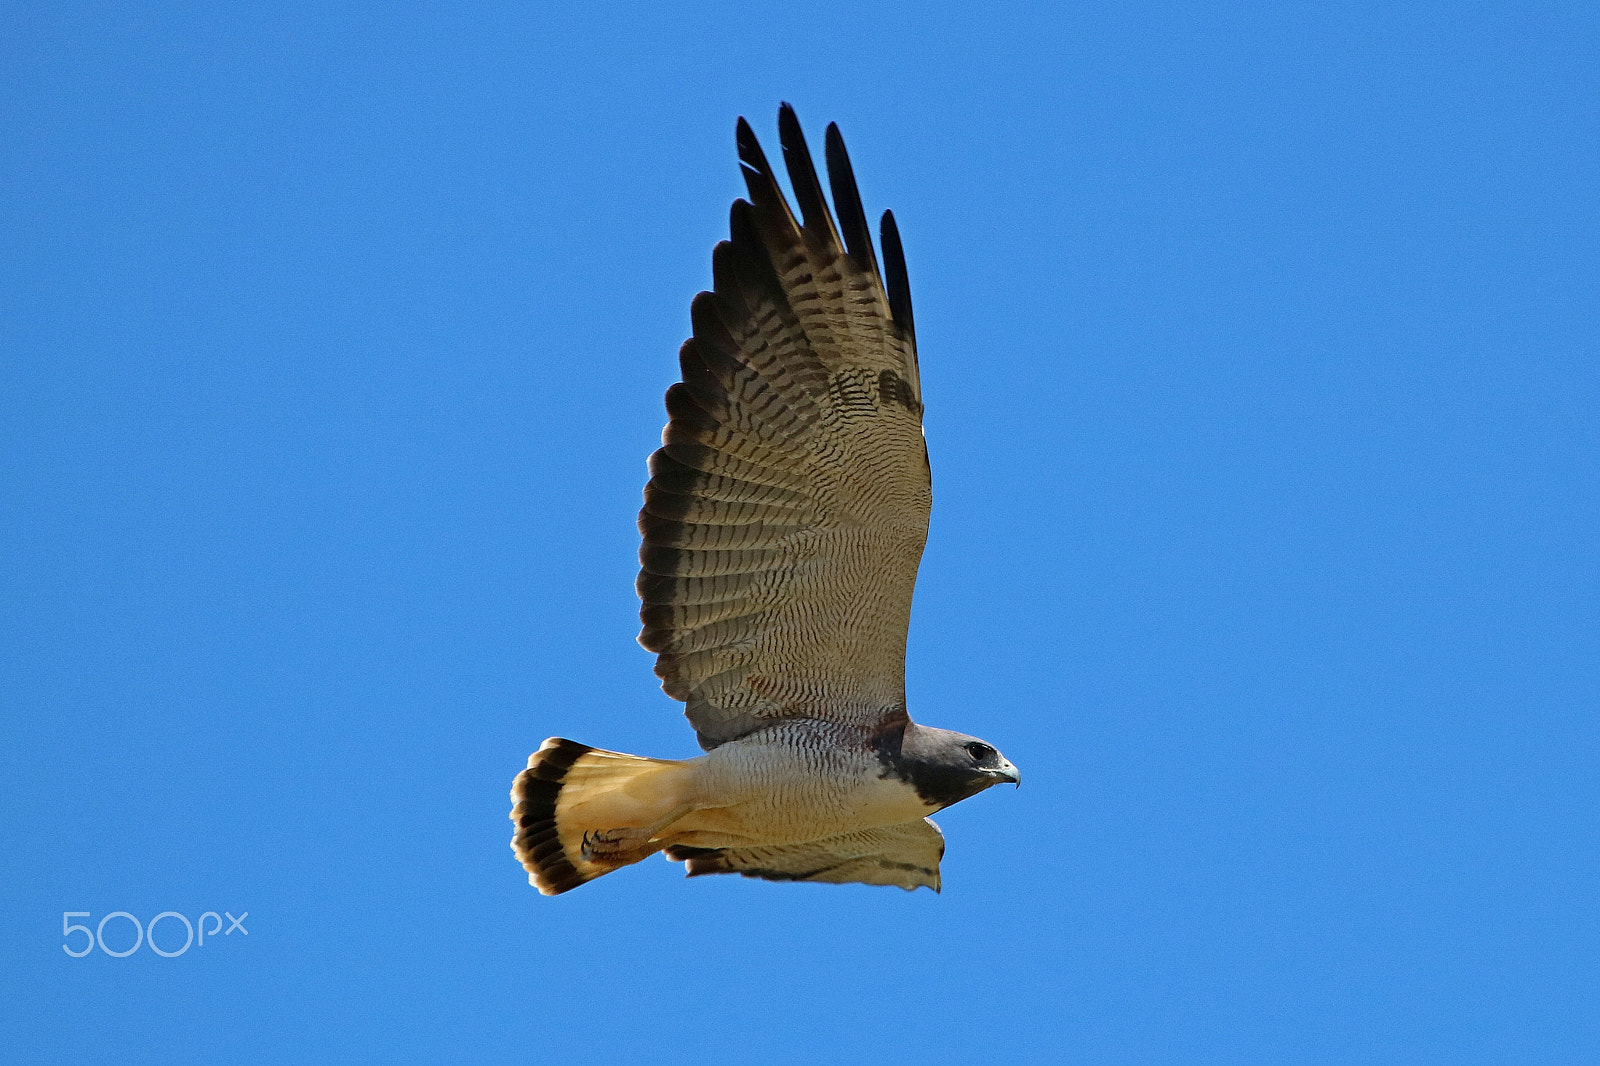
left=665, top=819, right=944, bottom=892
left=638, top=105, right=928, bottom=750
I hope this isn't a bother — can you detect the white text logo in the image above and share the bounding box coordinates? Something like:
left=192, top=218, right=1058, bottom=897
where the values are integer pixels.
left=62, top=910, right=249, bottom=958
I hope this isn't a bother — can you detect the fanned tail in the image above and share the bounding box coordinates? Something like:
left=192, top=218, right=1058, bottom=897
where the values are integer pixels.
left=510, top=739, right=694, bottom=895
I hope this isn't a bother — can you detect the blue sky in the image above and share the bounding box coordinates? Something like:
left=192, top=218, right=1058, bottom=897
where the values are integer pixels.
left=4, top=1, right=1597, bottom=1061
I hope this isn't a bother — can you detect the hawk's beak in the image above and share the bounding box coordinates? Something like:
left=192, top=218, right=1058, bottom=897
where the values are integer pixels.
left=990, top=759, right=1021, bottom=788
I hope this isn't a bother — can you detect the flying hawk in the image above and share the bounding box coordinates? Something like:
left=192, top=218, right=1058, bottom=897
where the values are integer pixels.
left=511, top=105, right=1018, bottom=895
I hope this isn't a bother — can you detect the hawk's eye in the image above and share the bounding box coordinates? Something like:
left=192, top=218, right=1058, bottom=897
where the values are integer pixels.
left=965, top=742, right=995, bottom=762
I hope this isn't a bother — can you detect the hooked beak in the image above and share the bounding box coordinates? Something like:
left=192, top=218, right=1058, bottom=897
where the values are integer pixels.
left=987, top=758, right=1021, bottom=788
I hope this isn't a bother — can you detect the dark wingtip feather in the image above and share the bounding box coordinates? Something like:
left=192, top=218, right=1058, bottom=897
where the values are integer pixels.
left=777, top=104, right=840, bottom=249
left=735, top=116, right=762, bottom=170
left=880, top=209, right=915, bottom=342
left=824, top=122, right=879, bottom=277
left=735, top=116, right=777, bottom=203
left=736, top=114, right=805, bottom=240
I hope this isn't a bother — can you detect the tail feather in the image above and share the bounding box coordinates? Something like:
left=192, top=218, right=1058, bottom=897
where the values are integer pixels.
left=510, top=738, right=692, bottom=895
left=510, top=738, right=593, bottom=894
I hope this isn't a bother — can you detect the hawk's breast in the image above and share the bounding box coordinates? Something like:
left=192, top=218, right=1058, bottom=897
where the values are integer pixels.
left=669, top=722, right=936, bottom=848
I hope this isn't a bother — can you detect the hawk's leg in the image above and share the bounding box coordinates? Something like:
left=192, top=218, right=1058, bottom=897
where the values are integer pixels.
left=580, top=804, right=695, bottom=864
left=580, top=828, right=652, bottom=862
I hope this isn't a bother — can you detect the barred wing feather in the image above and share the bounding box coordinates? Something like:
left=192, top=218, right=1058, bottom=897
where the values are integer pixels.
left=637, top=105, right=928, bottom=750
left=665, top=819, right=945, bottom=892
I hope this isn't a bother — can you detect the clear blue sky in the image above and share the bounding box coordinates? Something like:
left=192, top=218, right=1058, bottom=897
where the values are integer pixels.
left=4, top=1, right=1597, bottom=1061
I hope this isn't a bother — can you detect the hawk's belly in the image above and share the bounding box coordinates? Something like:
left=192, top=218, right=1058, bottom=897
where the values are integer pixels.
left=664, top=728, right=933, bottom=848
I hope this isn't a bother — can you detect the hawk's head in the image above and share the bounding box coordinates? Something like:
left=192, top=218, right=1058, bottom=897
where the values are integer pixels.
left=878, top=722, right=1020, bottom=810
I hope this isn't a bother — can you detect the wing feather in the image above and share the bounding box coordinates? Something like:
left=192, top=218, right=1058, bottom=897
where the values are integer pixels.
left=665, top=819, right=944, bottom=892
left=824, top=122, right=882, bottom=279
left=880, top=209, right=917, bottom=353
left=640, top=106, right=928, bottom=749
left=778, top=104, right=846, bottom=253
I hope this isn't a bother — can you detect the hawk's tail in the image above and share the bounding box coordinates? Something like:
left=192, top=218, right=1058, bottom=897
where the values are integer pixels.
left=510, top=738, right=694, bottom=895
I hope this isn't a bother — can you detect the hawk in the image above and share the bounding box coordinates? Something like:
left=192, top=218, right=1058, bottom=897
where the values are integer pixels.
left=511, top=105, right=1018, bottom=895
